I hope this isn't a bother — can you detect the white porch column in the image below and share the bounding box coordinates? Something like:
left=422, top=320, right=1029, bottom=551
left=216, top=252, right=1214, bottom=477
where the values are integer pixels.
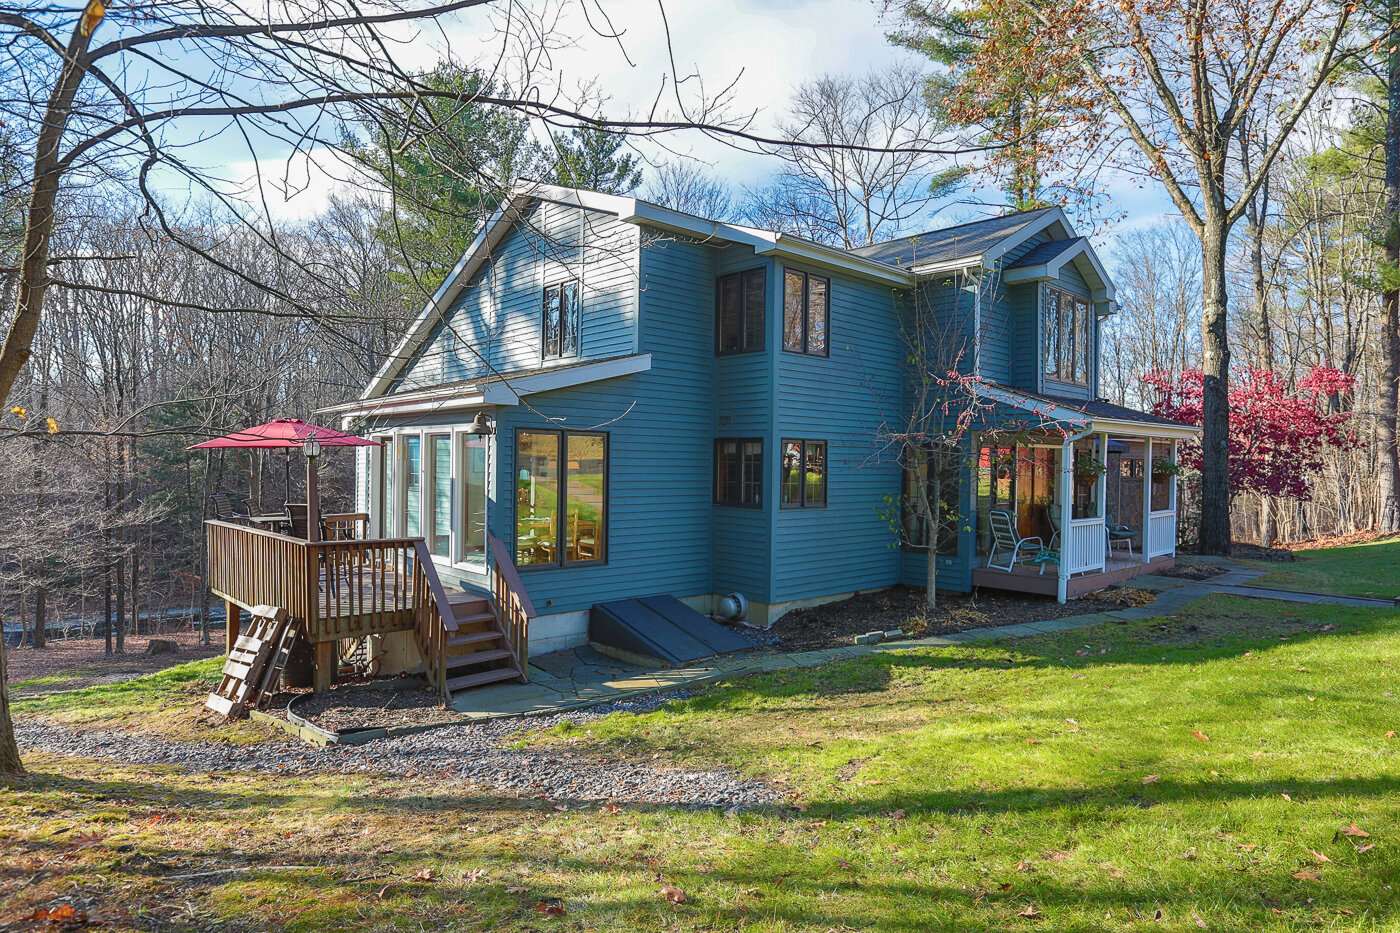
left=1057, top=438, right=1074, bottom=603
left=1169, top=438, right=1180, bottom=557
left=1141, top=437, right=1153, bottom=564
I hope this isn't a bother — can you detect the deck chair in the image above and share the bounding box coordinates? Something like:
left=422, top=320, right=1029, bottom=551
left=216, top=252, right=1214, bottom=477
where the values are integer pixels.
left=1105, top=505, right=1137, bottom=558
left=209, top=493, right=249, bottom=524
left=986, top=509, right=1045, bottom=571
left=285, top=503, right=309, bottom=539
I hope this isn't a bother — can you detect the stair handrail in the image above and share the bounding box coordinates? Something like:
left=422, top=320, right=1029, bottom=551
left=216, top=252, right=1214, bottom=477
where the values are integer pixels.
left=488, top=531, right=534, bottom=675
left=410, top=538, right=459, bottom=698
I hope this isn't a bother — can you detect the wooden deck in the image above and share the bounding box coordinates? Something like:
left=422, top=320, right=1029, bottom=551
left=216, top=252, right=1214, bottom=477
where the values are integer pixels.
left=972, top=554, right=1175, bottom=598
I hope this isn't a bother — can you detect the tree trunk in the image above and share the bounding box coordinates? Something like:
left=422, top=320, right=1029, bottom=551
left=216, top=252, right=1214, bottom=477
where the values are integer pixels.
left=103, top=478, right=113, bottom=655
left=1377, top=0, right=1400, bottom=534
left=32, top=587, right=46, bottom=650
left=1198, top=221, right=1233, bottom=555
left=0, top=634, right=22, bottom=774
left=115, top=467, right=126, bottom=654
left=0, top=11, right=101, bottom=409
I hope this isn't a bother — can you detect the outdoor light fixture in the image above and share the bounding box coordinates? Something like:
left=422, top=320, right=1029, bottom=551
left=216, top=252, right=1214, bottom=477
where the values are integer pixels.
left=466, top=411, right=495, bottom=436
left=302, top=436, right=321, bottom=458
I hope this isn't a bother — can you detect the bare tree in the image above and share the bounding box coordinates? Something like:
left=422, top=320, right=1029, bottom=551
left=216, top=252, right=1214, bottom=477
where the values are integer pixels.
left=643, top=161, right=736, bottom=220
left=746, top=64, right=964, bottom=248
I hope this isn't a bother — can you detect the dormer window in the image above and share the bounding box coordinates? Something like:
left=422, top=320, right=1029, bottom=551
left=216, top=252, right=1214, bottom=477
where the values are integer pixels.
left=1043, top=286, right=1091, bottom=385
left=542, top=281, right=580, bottom=360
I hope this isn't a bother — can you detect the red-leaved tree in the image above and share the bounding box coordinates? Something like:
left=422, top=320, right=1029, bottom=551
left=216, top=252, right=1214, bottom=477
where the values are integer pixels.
left=1145, top=367, right=1357, bottom=502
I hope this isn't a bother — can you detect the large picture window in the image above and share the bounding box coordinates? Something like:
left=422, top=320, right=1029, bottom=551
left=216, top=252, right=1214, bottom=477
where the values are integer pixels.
left=542, top=281, right=580, bottom=360
left=714, top=438, right=763, bottom=507
left=780, top=439, right=827, bottom=508
left=782, top=269, right=829, bottom=356
left=717, top=267, right=766, bottom=354
left=1042, top=286, right=1091, bottom=385
left=516, top=430, right=607, bottom=567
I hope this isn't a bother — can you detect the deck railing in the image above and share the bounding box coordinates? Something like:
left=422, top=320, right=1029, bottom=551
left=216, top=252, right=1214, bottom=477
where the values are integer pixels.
left=206, top=520, right=443, bottom=644
left=488, top=531, right=534, bottom=675
left=409, top=539, right=458, bottom=697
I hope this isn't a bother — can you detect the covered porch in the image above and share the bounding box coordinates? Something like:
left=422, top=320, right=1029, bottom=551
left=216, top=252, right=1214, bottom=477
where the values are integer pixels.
left=967, top=389, right=1197, bottom=601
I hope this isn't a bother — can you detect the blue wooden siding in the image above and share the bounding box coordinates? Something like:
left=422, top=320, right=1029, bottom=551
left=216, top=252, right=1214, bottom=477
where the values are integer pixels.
left=392, top=201, right=639, bottom=393
left=771, top=263, right=904, bottom=604
left=485, top=231, right=718, bottom=615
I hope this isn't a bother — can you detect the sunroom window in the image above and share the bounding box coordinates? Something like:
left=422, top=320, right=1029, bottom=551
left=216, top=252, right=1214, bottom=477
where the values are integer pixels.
left=516, top=430, right=607, bottom=567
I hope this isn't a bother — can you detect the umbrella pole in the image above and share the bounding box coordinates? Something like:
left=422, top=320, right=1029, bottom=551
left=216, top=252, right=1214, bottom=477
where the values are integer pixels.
left=306, top=454, right=322, bottom=543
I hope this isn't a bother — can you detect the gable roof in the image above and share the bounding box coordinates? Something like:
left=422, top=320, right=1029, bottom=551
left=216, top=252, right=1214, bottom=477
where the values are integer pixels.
left=1003, top=236, right=1115, bottom=303
left=849, top=207, right=1066, bottom=271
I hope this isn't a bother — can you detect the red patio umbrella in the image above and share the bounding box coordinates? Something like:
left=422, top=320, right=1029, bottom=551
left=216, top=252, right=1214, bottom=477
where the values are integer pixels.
left=189, top=418, right=381, bottom=542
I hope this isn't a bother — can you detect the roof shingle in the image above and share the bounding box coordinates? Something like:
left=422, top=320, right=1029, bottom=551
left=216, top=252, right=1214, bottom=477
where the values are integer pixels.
left=850, top=207, right=1058, bottom=268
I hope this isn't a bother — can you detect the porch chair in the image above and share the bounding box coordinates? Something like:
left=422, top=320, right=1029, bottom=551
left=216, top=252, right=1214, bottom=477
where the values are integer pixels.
left=209, top=493, right=249, bottom=524
left=985, top=509, right=1046, bottom=572
left=1105, top=505, right=1137, bottom=559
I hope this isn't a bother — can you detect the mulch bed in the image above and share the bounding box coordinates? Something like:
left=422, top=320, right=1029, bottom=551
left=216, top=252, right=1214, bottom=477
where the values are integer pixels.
left=5, top=633, right=224, bottom=696
left=769, top=584, right=1155, bottom=654
left=290, top=679, right=458, bottom=731
left=1156, top=561, right=1229, bottom=581
left=1284, top=530, right=1400, bottom=552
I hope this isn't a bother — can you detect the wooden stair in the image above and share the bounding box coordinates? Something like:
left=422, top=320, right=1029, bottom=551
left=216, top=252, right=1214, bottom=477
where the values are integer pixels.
left=437, top=591, right=527, bottom=698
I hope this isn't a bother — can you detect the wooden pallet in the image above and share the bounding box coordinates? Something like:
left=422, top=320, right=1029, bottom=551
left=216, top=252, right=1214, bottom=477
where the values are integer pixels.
left=205, top=605, right=293, bottom=720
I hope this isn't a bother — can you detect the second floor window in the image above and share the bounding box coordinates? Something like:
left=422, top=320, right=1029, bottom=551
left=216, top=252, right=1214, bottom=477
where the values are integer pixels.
left=717, top=268, right=766, bottom=354
left=1043, top=286, right=1091, bottom=385
left=783, top=269, right=829, bottom=356
left=715, top=438, right=763, bottom=507
left=543, top=281, right=580, bottom=359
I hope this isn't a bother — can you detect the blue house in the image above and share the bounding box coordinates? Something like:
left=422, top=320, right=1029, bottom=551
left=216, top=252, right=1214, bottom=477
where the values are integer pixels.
left=319, top=183, right=1194, bottom=681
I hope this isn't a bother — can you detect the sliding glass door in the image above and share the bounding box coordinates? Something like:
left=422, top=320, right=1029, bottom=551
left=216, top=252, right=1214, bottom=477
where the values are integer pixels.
left=428, top=434, right=451, bottom=557
left=460, top=435, right=487, bottom=563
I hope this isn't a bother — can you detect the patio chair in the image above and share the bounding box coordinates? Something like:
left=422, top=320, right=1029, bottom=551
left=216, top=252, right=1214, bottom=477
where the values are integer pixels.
left=209, top=493, right=249, bottom=524
left=285, top=503, right=310, bottom=539
left=1105, top=505, right=1137, bottom=558
left=986, top=509, right=1045, bottom=572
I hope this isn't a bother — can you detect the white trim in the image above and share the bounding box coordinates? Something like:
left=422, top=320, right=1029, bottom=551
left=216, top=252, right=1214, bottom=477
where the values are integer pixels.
left=322, top=353, right=653, bottom=419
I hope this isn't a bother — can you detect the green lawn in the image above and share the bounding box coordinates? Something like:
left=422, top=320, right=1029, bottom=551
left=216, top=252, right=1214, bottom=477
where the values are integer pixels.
left=4, top=595, right=1399, bottom=931
left=1242, top=535, right=1400, bottom=598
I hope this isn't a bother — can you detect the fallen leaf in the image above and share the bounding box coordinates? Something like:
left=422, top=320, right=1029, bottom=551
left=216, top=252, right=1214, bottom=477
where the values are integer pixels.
left=599, top=804, right=621, bottom=815
left=412, top=867, right=438, bottom=883
left=1292, top=870, right=1322, bottom=882
left=1236, top=844, right=1257, bottom=851
left=1018, top=904, right=1039, bottom=918
left=1190, top=731, right=1210, bottom=742
left=463, top=868, right=487, bottom=882
left=1387, top=731, right=1397, bottom=739
left=1016, top=861, right=1035, bottom=872
left=1356, top=843, right=1376, bottom=854
left=505, top=886, right=530, bottom=894
left=890, top=809, right=906, bottom=820
left=1340, top=823, right=1371, bottom=838
left=836, top=858, right=853, bottom=871
left=1141, top=775, right=1160, bottom=785
left=534, top=903, right=567, bottom=916
left=1281, top=793, right=1292, bottom=802
left=1308, top=696, right=1316, bottom=702
left=1025, top=739, right=1041, bottom=744
left=661, top=884, right=688, bottom=904
left=1308, top=849, right=1333, bottom=864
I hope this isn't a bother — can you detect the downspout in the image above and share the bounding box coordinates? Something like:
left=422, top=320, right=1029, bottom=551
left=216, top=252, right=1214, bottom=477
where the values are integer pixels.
left=1057, top=423, right=1095, bottom=603
left=972, top=266, right=983, bottom=379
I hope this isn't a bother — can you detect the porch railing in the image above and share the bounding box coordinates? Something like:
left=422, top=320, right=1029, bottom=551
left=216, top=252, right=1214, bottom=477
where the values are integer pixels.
left=1145, top=511, right=1177, bottom=560
left=1066, top=518, right=1106, bottom=575
left=488, top=531, right=534, bottom=675
left=408, top=538, right=458, bottom=697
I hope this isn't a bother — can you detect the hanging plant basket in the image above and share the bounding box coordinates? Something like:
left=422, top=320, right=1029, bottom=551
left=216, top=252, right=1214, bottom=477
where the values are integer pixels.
left=1073, top=458, right=1107, bottom=487
left=1152, top=457, right=1181, bottom=480
left=1074, top=472, right=1098, bottom=488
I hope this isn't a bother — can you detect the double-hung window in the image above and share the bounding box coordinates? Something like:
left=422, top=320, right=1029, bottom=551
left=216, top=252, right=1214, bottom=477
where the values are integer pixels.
left=1042, top=286, right=1091, bottom=385
left=714, top=438, right=763, bottom=507
left=516, top=430, right=607, bottom=568
left=716, top=267, right=766, bottom=354
left=780, top=439, right=827, bottom=508
left=782, top=269, right=829, bottom=356
left=542, top=281, right=580, bottom=360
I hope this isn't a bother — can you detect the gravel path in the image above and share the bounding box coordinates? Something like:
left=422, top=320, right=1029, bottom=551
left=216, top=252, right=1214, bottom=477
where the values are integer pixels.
left=15, top=695, right=781, bottom=810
